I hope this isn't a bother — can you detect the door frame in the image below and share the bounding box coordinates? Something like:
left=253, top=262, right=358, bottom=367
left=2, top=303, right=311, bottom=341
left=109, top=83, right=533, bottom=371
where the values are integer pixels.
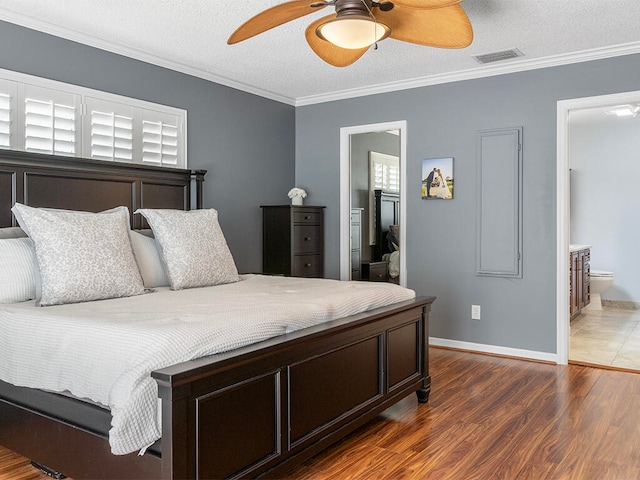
left=556, top=89, right=640, bottom=364
left=339, top=121, right=407, bottom=286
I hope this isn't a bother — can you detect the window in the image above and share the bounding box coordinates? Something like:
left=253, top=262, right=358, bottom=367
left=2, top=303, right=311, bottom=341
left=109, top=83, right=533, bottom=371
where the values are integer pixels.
left=142, top=114, right=179, bottom=166
left=371, top=158, right=400, bottom=192
left=0, top=79, right=17, bottom=149
left=371, top=153, right=399, bottom=192
left=22, top=84, right=79, bottom=156
left=0, top=68, right=186, bottom=168
left=0, top=93, right=11, bottom=148
left=85, top=97, right=133, bottom=162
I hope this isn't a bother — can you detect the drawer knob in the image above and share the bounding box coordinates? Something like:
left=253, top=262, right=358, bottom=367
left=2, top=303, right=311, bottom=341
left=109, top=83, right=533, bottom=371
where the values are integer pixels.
left=305, top=216, right=311, bottom=219
left=304, top=237, right=311, bottom=241
left=305, top=263, right=312, bottom=267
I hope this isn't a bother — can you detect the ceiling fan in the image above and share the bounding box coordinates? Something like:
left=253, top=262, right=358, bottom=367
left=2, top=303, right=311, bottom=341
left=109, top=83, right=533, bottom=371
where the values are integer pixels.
left=227, top=0, right=473, bottom=67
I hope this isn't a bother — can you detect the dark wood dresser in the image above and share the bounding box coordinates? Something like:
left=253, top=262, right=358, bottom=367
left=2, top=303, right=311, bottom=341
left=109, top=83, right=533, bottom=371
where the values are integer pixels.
left=261, top=205, right=325, bottom=278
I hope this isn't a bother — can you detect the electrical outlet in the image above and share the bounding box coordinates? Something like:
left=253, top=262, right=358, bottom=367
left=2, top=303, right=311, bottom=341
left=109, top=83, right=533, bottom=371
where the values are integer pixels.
left=471, top=305, right=481, bottom=320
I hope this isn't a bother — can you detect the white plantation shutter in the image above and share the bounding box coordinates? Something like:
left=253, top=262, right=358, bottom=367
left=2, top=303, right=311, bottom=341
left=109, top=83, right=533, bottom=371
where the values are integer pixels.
left=0, top=93, right=11, bottom=148
left=370, top=151, right=399, bottom=192
left=85, top=97, right=134, bottom=162
left=23, top=85, right=78, bottom=156
left=387, top=163, right=399, bottom=191
left=0, top=79, right=17, bottom=150
left=91, top=111, right=133, bottom=161
left=142, top=118, right=179, bottom=166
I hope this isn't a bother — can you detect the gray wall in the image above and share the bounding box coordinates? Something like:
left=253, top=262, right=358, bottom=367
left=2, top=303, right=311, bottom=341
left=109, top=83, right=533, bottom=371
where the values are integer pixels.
left=570, top=109, right=640, bottom=302
left=296, top=54, right=640, bottom=354
left=0, top=20, right=295, bottom=274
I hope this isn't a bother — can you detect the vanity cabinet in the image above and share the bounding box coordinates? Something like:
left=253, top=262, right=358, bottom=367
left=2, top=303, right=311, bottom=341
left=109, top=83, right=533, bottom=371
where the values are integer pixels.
left=570, top=247, right=590, bottom=319
left=262, top=205, right=324, bottom=278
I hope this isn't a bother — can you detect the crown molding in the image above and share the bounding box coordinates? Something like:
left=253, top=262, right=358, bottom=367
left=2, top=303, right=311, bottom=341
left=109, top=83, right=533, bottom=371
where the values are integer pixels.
left=295, top=42, right=640, bottom=106
left=2, top=11, right=639, bottom=108
left=0, top=11, right=297, bottom=106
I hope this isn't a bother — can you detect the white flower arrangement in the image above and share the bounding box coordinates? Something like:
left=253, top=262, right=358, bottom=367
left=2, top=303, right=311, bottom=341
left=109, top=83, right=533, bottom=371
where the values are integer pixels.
left=287, top=188, right=307, bottom=199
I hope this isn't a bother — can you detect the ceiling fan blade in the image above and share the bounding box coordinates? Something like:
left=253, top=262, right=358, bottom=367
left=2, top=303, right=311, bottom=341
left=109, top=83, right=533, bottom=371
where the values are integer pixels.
left=390, top=0, right=462, bottom=9
left=305, top=15, right=370, bottom=67
left=375, top=4, right=473, bottom=48
left=228, top=0, right=327, bottom=44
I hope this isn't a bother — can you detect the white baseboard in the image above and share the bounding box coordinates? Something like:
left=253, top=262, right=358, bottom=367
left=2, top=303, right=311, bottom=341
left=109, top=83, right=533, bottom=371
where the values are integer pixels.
left=429, top=337, right=559, bottom=364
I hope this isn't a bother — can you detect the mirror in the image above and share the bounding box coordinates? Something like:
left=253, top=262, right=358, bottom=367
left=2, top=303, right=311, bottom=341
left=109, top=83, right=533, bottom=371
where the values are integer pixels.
left=339, top=121, right=406, bottom=287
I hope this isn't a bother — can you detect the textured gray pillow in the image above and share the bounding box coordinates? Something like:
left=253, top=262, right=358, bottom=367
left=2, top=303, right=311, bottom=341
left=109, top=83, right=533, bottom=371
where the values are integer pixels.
left=12, top=205, right=123, bottom=237
left=135, top=208, right=239, bottom=290
left=11, top=203, right=145, bottom=306
left=0, top=237, right=38, bottom=303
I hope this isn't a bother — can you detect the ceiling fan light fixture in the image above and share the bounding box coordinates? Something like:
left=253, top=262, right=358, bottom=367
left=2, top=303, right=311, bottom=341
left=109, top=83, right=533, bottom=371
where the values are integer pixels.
left=316, top=15, right=390, bottom=49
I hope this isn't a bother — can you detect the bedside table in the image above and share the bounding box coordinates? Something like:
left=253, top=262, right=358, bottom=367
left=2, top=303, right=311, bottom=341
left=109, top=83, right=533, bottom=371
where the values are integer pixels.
left=361, top=261, right=389, bottom=282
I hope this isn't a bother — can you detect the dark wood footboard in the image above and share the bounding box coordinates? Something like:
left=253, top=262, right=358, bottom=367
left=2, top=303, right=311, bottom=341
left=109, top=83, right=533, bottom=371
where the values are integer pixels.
left=153, top=296, right=434, bottom=479
left=0, top=297, right=433, bottom=480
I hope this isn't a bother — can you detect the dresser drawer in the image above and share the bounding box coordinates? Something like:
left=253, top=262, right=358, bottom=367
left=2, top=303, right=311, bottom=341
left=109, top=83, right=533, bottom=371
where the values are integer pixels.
left=293, top=254, right=323, bottom=277
left=294, top=225, right=322, bottom=254
left=351, top=226, right=361, bottom=249
left=363, top=261, right=388, bottom=282
left=293, top=210, right=322, bottom=225
left=351, top=250, right=360, bottom=269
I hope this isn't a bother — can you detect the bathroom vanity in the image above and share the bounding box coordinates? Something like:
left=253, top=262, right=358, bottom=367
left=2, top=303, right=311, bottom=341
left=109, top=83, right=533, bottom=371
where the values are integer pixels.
left=569, top=245, right=591, bottom=319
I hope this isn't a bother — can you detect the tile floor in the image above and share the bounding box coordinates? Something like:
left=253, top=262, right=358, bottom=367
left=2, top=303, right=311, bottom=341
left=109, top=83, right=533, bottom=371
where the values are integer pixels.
left=570, top=306, right=640, bottom=370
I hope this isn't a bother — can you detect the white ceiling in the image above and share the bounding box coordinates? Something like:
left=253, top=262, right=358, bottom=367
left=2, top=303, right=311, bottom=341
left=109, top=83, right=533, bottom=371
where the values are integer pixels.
left=0, top=0, right=639, bottom=106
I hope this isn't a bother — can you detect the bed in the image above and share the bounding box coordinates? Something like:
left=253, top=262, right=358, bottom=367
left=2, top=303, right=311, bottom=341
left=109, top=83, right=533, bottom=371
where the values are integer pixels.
left=0, top=149, right=434, bottom=479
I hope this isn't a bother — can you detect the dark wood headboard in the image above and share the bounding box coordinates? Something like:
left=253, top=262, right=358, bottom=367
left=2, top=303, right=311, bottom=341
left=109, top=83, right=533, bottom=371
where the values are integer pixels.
left=373, top=189, right=399, bottom=261
left=0, top=149, right=206, bottom=229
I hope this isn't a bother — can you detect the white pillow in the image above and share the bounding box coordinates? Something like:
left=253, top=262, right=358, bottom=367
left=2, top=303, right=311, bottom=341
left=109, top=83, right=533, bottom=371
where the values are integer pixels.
left=135, top=208, right=239, bottom=290
left=0, top=238, right=38, bottom=303
left=11, top=203, right=145, bottom=306
left=129, top=231, right=169, bottom=288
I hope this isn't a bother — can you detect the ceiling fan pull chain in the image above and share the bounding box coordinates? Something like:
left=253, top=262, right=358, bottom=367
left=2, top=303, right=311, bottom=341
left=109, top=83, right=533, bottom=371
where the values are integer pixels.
left=360, top=0, right=376, bottom=20
left=359, top=0, right=381, bottom=50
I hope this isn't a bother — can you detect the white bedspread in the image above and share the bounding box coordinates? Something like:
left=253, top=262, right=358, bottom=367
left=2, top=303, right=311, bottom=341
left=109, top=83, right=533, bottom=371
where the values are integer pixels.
left=0, top=275, right=414, bottom=455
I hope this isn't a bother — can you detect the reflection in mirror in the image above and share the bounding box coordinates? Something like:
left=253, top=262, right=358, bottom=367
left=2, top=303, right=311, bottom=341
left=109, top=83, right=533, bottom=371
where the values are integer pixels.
left=349, top=131, right=401, bottom=283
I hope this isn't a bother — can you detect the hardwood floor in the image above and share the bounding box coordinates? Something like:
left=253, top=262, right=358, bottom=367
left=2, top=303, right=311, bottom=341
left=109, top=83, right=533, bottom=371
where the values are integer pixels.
left=2, top=347, right=640, bottom=479
left=287, top=347, right=640, bottom=480
left=0, top=447, right=47, bottom=480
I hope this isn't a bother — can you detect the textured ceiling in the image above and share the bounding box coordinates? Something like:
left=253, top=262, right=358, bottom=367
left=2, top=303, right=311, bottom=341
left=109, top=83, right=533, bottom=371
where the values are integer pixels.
left=0, top=0, right=639, bottom=105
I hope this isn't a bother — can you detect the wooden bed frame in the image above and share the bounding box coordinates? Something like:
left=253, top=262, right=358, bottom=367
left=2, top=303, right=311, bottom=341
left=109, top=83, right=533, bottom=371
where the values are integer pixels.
left=0, top=150, right=434, bottom=479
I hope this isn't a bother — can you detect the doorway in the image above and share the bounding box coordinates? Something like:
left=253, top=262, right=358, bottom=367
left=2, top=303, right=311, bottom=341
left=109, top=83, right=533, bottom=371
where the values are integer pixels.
left=339, top=121, right=407, bottom=287
left=556, top=90, right=640, bottom=365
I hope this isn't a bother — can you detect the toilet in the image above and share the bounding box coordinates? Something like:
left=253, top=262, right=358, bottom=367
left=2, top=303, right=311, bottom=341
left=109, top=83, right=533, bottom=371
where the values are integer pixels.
left=585, top=270, right=614, bottom=310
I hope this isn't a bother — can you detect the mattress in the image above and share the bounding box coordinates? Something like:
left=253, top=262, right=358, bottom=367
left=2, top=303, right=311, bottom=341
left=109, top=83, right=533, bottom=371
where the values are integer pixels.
left=0, top=274, right=415, bottom=455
